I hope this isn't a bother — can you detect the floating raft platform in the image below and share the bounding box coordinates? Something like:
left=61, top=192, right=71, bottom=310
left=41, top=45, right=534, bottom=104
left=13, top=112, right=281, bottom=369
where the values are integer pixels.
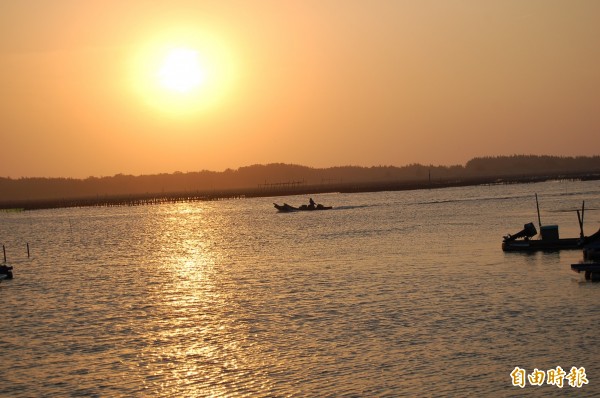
left=0, top=264, right=13, bottom=280
left=571, top=262, right=600, bottom=281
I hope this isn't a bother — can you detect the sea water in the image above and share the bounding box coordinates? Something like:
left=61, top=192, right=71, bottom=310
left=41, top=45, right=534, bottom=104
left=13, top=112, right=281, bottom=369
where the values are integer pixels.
left=1, top=180, right=600, bottom=397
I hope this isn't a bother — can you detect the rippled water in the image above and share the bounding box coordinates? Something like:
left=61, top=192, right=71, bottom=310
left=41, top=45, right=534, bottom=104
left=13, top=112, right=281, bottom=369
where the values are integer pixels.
left=1, top=180, right=600, bottom=396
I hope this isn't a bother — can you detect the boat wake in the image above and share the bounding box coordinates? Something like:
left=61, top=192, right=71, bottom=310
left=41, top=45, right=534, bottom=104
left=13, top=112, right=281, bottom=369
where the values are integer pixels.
left=331, top=205, right=373, bottom=211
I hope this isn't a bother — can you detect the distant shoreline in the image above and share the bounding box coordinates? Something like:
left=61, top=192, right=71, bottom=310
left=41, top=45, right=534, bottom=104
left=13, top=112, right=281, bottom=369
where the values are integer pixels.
left=2, top=172, right=599, bottom=211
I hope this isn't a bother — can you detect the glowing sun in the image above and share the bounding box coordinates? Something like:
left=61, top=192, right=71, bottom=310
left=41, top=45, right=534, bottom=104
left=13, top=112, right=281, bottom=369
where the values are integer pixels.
left=158, top=48, right=206, bottom=93
left=130, top=28, right=238, bottom=117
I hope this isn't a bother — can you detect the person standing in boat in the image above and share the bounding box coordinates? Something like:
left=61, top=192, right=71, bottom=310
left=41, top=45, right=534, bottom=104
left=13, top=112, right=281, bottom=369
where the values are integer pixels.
left=308, top=198, right=316, bottom=209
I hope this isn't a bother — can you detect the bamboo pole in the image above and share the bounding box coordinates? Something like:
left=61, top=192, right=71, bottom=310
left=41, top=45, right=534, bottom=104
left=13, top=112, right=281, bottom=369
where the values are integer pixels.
left=535, top=193, right=542, bottom=228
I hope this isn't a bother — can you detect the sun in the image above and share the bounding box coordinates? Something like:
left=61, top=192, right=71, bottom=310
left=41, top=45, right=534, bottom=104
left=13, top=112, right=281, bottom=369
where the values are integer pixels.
left=158, top=47, right=206, bottom=93
left=129, top=28, right=238, bottom=117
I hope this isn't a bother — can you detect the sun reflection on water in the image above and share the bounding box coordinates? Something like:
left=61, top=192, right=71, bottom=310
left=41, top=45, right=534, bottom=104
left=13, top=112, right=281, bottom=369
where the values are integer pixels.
left=133, top=202, right=274, bottom=396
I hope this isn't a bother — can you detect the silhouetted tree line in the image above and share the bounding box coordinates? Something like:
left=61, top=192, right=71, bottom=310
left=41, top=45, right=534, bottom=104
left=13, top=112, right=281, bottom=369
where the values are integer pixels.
left=1, top=155, right=599, bottom=203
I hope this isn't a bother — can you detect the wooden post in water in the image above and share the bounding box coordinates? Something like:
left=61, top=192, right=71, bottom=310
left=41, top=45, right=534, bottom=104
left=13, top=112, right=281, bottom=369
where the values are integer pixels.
left=2, top=244, right=5, bottom=263
left=582, top=200, right=585, bottom=235
left=27, top=242, right=30, bottom=258
left=535, top=193, right=542, bottom=228
left=577, top=201, right=586, bottom=239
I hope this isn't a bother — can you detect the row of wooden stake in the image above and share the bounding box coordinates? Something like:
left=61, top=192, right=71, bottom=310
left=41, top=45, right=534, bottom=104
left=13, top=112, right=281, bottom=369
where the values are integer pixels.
left=2, top=243, right=30, bottom=263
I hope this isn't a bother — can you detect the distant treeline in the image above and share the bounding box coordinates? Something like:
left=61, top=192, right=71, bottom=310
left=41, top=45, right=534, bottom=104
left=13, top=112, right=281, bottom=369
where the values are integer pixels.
left=1, top=155, right=600, bottom=204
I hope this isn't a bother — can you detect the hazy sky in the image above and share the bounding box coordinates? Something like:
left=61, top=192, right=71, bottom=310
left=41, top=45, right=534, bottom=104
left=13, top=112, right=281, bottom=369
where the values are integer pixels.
left=1, top=0, right=599, bottom=178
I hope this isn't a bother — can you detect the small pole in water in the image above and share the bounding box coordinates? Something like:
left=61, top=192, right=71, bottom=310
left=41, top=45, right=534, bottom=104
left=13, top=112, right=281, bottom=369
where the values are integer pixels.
left=535, top=193, right=542, bottom=228
left=27, top=242, right=30, bottom=258
left=2, top=244, right=6, bottom=263
left=582, top=200, right=585, bottom=232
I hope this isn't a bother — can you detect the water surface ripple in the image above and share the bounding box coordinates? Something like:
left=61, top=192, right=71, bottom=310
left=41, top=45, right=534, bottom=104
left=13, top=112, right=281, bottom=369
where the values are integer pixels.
left=1, top=181, right=600, bottom=396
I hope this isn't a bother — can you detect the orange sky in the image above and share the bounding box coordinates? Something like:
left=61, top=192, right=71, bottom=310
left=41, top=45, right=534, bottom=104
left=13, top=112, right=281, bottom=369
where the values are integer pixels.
left=1, top=1, right=599, bottom=178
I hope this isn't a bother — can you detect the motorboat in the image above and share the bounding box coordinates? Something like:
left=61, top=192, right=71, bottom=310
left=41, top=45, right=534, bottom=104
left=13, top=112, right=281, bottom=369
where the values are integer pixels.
left=502, top=194, right=595, bottom=252
left=274, top=202, right=332, bottom=212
